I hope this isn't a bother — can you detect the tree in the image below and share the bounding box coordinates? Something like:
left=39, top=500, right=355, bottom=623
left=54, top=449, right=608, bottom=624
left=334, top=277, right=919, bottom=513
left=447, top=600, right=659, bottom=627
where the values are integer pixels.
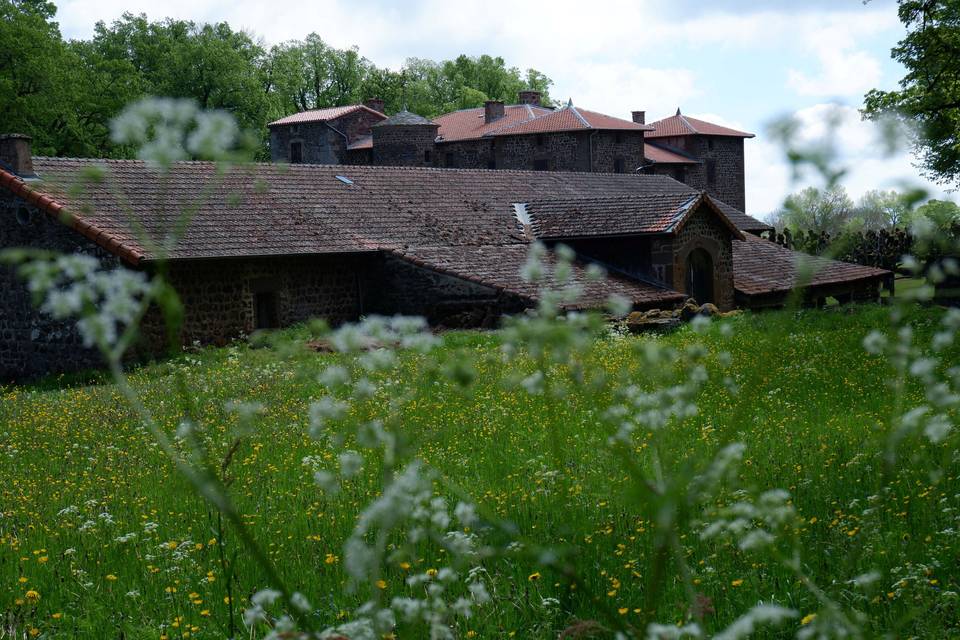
left=854, top=189, right=913, bottom=229
left=770, top=186, right=856, bottom=235
left=863, top=1, right=960, bottom=184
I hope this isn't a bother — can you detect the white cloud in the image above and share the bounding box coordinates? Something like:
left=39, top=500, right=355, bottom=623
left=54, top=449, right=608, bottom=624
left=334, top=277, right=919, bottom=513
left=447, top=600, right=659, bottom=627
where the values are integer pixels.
left=745, top=103, right=951, bottom=220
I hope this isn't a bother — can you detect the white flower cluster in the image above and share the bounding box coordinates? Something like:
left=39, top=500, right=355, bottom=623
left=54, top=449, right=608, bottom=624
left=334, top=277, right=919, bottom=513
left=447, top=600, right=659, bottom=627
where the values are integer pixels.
left=701, top=488, right=797, bottom=552
left=18, top=254, right=153, bottom=349
left=110, top=97, right=240, bottom=168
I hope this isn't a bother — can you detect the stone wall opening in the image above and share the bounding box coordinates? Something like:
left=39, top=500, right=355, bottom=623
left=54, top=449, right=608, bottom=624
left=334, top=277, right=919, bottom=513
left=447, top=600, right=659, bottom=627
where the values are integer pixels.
left=685, top=248, right=714, bottom=304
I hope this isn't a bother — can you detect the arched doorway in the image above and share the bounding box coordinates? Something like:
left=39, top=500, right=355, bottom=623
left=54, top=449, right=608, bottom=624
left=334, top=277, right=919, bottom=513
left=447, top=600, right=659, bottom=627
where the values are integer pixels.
left=685, top=248, right=714, bottom=304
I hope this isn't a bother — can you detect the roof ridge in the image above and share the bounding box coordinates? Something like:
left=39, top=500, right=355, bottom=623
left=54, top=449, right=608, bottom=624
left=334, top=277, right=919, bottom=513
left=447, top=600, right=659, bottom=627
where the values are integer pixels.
left=568, top=105, right=591, bottom=128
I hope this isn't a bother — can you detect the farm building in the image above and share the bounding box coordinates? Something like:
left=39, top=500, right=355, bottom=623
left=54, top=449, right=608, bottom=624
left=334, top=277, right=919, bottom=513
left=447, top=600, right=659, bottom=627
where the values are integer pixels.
left=1, top=128, right=889, bottom=380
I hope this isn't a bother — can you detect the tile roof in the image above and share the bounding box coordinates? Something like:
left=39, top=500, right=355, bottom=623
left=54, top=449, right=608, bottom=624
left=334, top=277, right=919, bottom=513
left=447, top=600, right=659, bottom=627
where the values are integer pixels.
left=525, top=193, right=745, bottom=240
left=434, top=104, right=553, bottom=142
left=434, top=103, right=651, bottom=142
left=393, top=244, right=683, bottom=309
left=643, top=143, right=698, bottom=164
left=647, top=110, right=755, bottom=139
left=3, top=158, right=776, bottom=306
left=733, top=234, right=888, bottom=296
left=267, top=105, right=385, bottom=127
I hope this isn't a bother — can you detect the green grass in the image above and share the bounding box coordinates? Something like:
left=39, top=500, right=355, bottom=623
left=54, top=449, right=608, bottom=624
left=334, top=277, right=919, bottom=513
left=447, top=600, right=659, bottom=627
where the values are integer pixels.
left=1, top=305, right=959, bottom=638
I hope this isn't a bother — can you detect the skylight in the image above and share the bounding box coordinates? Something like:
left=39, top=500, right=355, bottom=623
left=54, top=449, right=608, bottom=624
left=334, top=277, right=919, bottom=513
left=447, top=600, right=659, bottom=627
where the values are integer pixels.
left=335, top=175, right=353, bottom=185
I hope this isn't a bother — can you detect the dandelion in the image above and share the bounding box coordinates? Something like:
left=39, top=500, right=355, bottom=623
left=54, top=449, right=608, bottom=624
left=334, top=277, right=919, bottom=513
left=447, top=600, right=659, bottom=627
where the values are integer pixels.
left=528, top=572, right=541, bottom=582
left=25, top=590, right=40, bottom=603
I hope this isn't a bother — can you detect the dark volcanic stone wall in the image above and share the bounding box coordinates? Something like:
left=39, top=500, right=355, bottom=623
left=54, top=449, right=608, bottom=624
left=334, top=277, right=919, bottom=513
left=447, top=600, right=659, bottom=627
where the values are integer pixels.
left=649, top=135, right=746, bottom=211
left=270, top=122, right=344, bottom=164
left=671, top=205, right=735, bottom=310
left=0, top=194, right=116, bottom=380
left=372, top=125, right=438, bottom=167
left=494, top=132, right=591, bottom=172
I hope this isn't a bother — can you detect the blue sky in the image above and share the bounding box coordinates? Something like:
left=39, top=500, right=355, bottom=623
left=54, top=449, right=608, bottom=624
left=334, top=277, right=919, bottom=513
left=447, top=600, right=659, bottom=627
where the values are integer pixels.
left=54, top=0, right=955, bottom=217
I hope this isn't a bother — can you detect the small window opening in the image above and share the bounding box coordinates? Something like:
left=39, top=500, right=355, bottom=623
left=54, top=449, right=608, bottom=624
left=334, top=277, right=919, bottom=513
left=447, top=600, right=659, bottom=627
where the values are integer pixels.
left=487, top=158, right=496, bottom=170
left=533, top=158, right=549, bottom=171
left=707, top=138, right=715, bottom=150
left=424, top=149, right=432, bottom=164
left=254, top=291, right=279, bottom=330
left=15, top=206, right=33, bottom=226
left=535, top=134, right=545, bottom=147
left=615, top=132, right=623, bottom=144
left=614, top=158, right=625, bottom=173
left=290, top=141, right=303, bottom=164
left=706, top=159, right=717, bottom=188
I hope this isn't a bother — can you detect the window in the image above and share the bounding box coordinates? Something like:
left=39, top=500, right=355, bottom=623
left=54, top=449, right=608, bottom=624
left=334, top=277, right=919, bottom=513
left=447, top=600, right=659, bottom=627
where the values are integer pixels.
left=15, top=206, right=33, bottom=226
left=614, top=158, right=625, bottom=173
left=706, top=159, right=717, bottom=188
left=254, top=291, right=279, bottom=330
left=614, top=132, right=623, bottom=144
left=533, top=158, right=549, bottom=171
left=445, top=153, right=457, bottom=168
left=707, top=138, right=715, bottom=151
left=535, top=134, right=545, bottom=147
left=424, top=149, right=432, bottom=164
left=290, top=141, right=303, bottom=164
left=487, top=158, right=496, bottom=170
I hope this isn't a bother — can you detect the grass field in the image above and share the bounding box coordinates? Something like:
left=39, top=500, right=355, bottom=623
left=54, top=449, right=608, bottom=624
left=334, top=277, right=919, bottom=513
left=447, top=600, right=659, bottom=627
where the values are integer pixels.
left=2, top=304, right=959, bottom=639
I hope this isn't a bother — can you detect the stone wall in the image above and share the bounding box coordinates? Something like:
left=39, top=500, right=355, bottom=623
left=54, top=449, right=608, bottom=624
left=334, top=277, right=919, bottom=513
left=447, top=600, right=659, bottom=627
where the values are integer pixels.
left=671, top=205, right=735, bottom=310
left=589, top=131, right=647, bottom=173
left=372, top=125, right=439, bottom=167
left=0, top=194, right=116, bottom=380
left=269, top=122, right=344, bottom=164
left=649, top=136, right=746, bottom=211
left=362, top=254, right=525, bottom=326
left=436, top=139, right=496, bottom=169
left=493, top=132, right=591, bottom=172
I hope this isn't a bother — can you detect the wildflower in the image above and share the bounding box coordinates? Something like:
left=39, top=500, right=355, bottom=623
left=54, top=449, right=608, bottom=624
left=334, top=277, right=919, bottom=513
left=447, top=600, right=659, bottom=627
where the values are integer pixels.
left=730, top=579, right=743, bottom=587
left=528, top=572, right=541, bottom=582
left=25, top=590, right=40, bottom=603
left=106, top=574, right=118, bottom=582
left=325, top=553, right=339, bottom=565
left=376, top=580, right=387, bottom=590
left=801, top=613, right=816, bottom=625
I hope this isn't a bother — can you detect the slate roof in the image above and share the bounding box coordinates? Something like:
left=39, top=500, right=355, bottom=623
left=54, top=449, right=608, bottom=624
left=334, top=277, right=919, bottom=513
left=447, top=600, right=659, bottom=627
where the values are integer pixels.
left=372, top=111, right=436, bottom=127
left=524, top=193, right=745, bottom=240
left=267, top=105, right=385, bottom=127
left=434, top=103, right=652, bottom=142
left=643, top=143, right=698, bottom=164
left=733, top=233, right=888, bottom=296
left=647, top=110, right=755, bottom=139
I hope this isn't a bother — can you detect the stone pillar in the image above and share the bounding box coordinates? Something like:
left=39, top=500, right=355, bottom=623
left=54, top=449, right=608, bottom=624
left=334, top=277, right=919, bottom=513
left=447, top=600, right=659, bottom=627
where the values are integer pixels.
left=484, top=101, right=505, bottom=124
left=0, top=134, right=35, bottom=178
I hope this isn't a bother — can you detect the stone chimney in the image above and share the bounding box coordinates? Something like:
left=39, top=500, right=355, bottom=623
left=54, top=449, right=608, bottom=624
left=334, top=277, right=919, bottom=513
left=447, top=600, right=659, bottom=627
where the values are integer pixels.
left=484, top=100, right=505, bottom=124
left=518, top=90, right=542, bottom=107
left=364, top=98, right=385, bottom=114
left=632, top=111, right=646, bottom=125
left=0, top=134, right=35, bottom=178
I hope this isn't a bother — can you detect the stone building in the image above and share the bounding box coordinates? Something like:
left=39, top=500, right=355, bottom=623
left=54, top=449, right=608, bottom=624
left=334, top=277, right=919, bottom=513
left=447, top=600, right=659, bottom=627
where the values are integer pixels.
left=269, top=93, right=754, bottom=211
left=0, top=134, right=890, bottom=380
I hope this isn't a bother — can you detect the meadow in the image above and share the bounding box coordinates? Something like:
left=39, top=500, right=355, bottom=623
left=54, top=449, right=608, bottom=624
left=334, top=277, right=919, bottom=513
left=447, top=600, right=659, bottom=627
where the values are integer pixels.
left=1, top=304, right=959, bottom=639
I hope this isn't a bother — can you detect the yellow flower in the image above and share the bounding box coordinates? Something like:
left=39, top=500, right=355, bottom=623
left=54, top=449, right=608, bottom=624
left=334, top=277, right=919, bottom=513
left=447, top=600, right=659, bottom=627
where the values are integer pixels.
left=29, top=628, right=39, bottom=638
left=25, top=590, right=40, bottom=603
left=376, top=580, right=387, bottom=590
left=200, top=610, right=210, bottom=617
left=106, top=574, right=118, bottom=582
left=18, top=577, right=27, bottom=584
left=38, top=556, right=48, bottom=563
left=52, top=613, right=63, bottom=620
left=324, top=554, right=338, bottom=565
left=801, top=613, right=817, bottom=625
left=399, top=562, right=411, bottom=570
left=466, top=631, right=476, bottom=638
left=618, top=607, right=629, bottom=615
left=730, top=579, right=744, bottom=587
left=528, top=572, right=541, bottom=582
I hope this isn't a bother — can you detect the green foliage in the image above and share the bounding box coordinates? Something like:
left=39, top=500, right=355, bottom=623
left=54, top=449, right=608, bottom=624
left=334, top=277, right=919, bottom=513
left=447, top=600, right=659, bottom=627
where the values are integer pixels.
left=770, top=185, right=855, bottom=235
left=863, top=0, right=960, bottom=184
left=0, top=5, right=554, bottom=160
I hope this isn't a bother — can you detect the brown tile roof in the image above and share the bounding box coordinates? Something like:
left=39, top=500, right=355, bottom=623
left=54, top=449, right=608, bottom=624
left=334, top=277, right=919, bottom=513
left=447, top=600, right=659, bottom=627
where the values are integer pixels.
left=434, top=104, right=553, bottom=142
left=434, top=103, right=652, bottom=142
left=643, top=143, right=698, bottom=164
left=525, top=193, right=745, bottom=240
left=267, top=105, right=385, bottom=127
left=647, top=111, right=754, bottom=139
left=393, top=244, right=684, bottom=309
left=733, top=234, right=888, bottom=297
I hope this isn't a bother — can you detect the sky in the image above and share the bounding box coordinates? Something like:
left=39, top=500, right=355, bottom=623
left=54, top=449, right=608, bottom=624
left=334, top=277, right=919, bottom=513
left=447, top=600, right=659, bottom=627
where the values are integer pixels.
left=52, top=0, right=956, bottom=218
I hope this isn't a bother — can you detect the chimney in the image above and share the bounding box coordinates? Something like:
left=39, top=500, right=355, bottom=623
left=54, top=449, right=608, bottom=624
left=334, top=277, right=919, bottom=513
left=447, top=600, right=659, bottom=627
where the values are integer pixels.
left=632, top=111, right=646, bottom=125
left=518, top=90, right=542, bottom=107
left=364, top=98, right=385, bottom=113
left=0, top=134, right=35, bottom=178
left=484, top=100, right=505, bottom=124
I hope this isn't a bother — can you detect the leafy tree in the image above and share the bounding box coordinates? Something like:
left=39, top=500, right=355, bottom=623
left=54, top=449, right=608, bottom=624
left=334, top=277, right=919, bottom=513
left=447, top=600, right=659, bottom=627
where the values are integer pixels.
left=769, top=186, right=856, bottom=235
left=914, top=198, right=960, bottom=230
left=864, top=1, right=960, bottom=184
left=853, top=189, right=913, bottom=229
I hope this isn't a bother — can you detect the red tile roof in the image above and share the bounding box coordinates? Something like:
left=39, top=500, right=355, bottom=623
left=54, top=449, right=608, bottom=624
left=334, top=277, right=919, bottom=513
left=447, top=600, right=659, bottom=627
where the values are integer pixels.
left=435, top=103, right=652, bottom=142
left=434, top=104, right=553, bottom=142
left=733, top=234, right=888, bottom=297
left=647, top=110, right=754, bottom=139
left=267, top=105, right=385, bottom=127
left=525, top=193, right=745, bottom=240
left=643, top=143, right=698, bottom=164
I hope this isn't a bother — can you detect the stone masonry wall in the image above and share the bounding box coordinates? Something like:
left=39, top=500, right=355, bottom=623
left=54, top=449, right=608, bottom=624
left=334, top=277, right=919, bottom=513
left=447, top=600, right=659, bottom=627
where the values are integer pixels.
left=493, top=132, right=591, bottom=172
left=0, top=193, right=117, bottom=380
left=362, top=254, right=525, bottom=326
left=671, top=205, right=735, bottom=310
left=372, top=125, right=438, bottom=167
left=589, top=131, right=647, bottom=173
left=270, top=122, right=344, bottom=164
